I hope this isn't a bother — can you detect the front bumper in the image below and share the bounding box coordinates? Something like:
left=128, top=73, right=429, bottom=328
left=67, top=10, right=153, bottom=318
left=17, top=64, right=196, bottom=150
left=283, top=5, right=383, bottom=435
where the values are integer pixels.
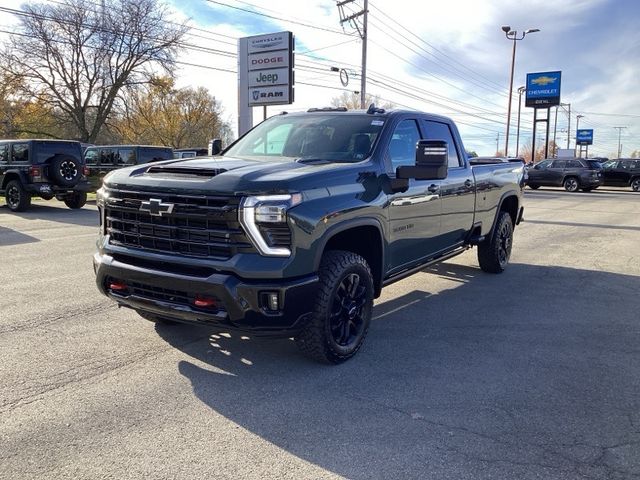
left=94, top=252, right=319, bottom=337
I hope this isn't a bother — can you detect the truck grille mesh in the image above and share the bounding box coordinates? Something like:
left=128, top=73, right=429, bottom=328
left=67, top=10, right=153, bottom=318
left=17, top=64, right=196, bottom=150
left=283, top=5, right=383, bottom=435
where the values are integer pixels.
left=104, top=188, right=253, bottom=259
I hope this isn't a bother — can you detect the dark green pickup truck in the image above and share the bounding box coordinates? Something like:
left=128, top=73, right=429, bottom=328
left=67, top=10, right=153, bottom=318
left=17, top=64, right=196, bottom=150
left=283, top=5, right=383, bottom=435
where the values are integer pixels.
left=94, top=107, right=525, bottom=363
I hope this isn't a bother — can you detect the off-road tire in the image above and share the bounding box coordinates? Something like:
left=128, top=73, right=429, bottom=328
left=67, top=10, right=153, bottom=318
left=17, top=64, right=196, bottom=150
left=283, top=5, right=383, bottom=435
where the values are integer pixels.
left=477, top=211, right=513, bottom=274
left=64, top=192, right=87, bottom=209
left=295, top=250, right=374, bottom=364
left=563, top=176, right=579, bottom=192
left=49, top=155, right=81, bottom=187
left=5, top=179, right=31, bottom=212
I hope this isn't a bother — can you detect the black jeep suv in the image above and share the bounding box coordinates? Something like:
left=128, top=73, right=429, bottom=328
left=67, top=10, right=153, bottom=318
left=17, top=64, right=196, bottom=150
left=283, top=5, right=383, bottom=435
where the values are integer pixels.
left=526, top=158, right=603, bottom=192
left=0, top=139, right=91, bottom=211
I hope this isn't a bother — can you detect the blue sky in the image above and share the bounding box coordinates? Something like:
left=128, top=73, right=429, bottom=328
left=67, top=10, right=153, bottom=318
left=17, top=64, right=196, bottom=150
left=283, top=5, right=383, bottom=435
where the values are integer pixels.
left=2, top=0, right=639, bottom=156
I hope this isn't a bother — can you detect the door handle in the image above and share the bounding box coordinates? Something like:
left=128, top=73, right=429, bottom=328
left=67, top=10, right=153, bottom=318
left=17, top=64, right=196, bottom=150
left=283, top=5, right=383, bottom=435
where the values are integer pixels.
left=427, top=184, right=439, bottom=193
left=464, top=179, right=473, bottom=188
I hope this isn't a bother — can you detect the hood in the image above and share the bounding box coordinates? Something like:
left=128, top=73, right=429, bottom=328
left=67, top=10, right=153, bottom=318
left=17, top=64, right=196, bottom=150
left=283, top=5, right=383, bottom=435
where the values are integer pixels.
left=103, top=155, right=374, bottom=195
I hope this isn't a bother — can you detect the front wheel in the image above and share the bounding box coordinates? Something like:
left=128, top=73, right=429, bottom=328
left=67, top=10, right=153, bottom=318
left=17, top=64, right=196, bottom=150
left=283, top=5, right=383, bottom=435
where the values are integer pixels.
left=64, top=192, right=87, bottom=209
left=295, top=250, right=374, bottom=364
left=477, top=211, right=513, bottom=273
left=631, top=178, right=640, bottom=192
left=563, top=177, right=579, bottom=192
left=5, top=180, right=31, bottom=212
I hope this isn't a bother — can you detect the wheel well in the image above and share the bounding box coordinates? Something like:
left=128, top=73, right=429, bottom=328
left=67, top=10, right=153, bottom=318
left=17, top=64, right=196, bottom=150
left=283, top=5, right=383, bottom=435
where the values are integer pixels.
left=1, top=173, right=21, bottom=190
left=323, top=225, right=383, bottom=297
left=500, top=195, right=519, bottom=226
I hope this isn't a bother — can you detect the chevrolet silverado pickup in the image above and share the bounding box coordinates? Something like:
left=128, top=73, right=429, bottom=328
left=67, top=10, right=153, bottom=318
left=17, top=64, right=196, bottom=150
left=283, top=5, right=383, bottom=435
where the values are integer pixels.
left=94, top=106, right=525, bottom=363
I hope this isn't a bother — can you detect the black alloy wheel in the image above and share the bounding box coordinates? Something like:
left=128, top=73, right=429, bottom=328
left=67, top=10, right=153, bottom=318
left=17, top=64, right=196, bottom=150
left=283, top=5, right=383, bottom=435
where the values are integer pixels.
left=329, top=272, right=368, bottom=347
left=5, top=180, right=31, bottom=212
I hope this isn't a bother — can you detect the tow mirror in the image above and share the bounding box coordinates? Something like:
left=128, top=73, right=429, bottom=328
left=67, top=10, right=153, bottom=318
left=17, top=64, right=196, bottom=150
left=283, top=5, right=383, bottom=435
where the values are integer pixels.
left=397, top=140, right=448, bottom=180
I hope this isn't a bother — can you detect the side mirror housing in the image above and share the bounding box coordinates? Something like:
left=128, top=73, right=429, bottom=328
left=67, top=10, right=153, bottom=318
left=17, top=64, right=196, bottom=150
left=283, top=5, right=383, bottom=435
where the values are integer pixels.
left=396, top=140, right=448, bottom=180
left=209, top=138, right=223, bottom=156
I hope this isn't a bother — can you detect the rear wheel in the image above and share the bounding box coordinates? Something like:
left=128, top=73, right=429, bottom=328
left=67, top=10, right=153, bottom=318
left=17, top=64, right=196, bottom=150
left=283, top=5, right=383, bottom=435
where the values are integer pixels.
left=477, top=211, right=513, bottom=274
left=5, top=180, right=31, bottom=212
left=63, top=192, right=87, bottom=209
left=631, top=178, right=640, bottom=192
left=563, top=177, right=579, bottom=192
left=295, top=250, right=374, bottom=364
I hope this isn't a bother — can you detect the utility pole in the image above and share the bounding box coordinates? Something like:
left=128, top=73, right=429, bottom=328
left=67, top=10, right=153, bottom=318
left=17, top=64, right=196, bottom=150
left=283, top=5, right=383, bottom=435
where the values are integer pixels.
left=614, top=126, right=627, bottom=158
left=496, top=132, right=500, bottom=155
left=337, top=0, right=368, bottom=109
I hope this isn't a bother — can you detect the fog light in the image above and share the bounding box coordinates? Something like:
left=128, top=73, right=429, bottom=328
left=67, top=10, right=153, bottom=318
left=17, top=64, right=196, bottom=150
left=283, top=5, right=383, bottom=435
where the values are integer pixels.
left=268, top=292, right=279, bottom=311
left=194, top=295, right=216, bottom=308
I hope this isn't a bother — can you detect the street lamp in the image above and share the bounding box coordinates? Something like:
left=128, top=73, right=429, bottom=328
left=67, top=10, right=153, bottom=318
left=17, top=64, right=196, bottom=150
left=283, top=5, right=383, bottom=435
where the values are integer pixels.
left=502, top=25, right=540, bottom=157
left=515, top=85, right=526, bottom=157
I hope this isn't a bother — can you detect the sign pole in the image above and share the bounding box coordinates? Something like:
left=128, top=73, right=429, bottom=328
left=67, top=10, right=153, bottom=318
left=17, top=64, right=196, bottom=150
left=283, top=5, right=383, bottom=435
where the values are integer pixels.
left=544, top=107, right=551, bottom=159
left=531, top=108, right=537, bottom=164
left=238, top=37, right=253, bottom=137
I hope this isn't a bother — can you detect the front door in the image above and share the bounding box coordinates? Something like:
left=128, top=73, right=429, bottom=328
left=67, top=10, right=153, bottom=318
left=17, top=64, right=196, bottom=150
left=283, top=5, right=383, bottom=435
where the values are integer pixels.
left=386, top=118, right=443, bottom=273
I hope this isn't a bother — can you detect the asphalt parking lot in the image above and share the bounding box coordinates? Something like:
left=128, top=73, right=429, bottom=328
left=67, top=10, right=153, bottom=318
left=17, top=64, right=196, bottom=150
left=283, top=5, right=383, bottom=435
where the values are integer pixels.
left=1, top=188, right=639, bottom=480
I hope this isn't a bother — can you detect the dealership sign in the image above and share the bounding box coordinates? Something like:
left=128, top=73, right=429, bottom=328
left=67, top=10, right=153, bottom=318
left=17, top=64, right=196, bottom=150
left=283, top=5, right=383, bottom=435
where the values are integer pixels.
left=526, top=71, right=561, bottom=108
left=576, top=129, right=594, bottom=146
left=240, top=31, right=294, bottom=107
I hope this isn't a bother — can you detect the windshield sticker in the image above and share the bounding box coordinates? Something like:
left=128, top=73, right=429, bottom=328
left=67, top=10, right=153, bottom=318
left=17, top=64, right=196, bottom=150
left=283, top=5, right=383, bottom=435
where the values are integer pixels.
left=371, top=120, right=384, bottom=126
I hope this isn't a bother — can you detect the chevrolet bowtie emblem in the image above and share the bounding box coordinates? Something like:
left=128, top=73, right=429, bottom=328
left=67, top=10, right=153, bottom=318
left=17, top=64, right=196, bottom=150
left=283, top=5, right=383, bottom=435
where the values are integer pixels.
left=139, top=198, right=175, bottom=216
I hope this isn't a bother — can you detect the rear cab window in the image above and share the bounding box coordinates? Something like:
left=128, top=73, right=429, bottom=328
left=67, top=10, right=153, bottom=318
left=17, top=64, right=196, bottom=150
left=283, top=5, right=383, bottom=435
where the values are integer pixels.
left=422, top=120, right=462, bottom=168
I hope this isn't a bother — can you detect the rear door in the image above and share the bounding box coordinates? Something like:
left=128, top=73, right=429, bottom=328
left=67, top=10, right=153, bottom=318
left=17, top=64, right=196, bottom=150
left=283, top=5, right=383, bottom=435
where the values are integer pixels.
left=422, top=119, right=474, bottom=247
left=386, top=117, right=443, bottom=272
left=548, top=160, right=567, bottom=185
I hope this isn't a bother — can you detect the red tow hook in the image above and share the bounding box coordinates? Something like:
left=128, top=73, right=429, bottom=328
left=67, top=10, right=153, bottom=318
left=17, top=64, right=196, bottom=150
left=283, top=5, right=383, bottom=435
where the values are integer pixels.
left=194, top=295, right=216, bottom=308
left=109, top=281, right=128, bottom=292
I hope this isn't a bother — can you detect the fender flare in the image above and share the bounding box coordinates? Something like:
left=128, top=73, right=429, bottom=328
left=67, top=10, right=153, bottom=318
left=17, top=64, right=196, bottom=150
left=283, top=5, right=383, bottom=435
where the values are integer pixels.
left=313, top=217, right=386, bottom=294
left=1, top=169, right=29, bottom=190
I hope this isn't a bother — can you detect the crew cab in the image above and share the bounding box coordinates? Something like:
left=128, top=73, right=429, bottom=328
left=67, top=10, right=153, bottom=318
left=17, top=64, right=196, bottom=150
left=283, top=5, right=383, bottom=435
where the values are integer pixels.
left=94, top=107, right=525, bottom=363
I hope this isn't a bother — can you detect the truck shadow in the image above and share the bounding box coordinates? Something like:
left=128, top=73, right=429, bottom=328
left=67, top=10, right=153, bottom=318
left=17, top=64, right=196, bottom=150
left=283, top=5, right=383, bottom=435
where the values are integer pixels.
left=0, top=202, right=99, bottom=227
left=155, top=262, right=640, bottom=479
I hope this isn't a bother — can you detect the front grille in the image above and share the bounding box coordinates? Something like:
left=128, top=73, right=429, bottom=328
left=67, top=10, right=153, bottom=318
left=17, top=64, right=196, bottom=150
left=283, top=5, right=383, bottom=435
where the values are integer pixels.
left=104, top=188, right=254, bottom=259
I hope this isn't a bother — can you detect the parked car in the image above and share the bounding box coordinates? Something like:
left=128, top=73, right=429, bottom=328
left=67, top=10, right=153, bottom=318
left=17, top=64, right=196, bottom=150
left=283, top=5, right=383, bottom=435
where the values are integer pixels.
left=600, top=159, right=640, bottom=191
left=94, top=107, right=525, bottom=363
left=173, top=148, right=208, bottom=159
left=0, top=139, right=91, bottom=211
left=526, top=158, right=602, bottom=192
left=84, top=145, right=174, bottom=190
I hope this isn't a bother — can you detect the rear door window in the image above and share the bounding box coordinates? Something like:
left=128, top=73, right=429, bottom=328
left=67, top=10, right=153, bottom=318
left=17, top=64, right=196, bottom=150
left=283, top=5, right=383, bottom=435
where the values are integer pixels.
left=117, top=148, right=136, bottom=165
left=139, top=148, right=173, bottom=163
left=551, top=160, right=567, bottom=169
left=99, top=148, right=117, bottom=165
left=422, top=120, right=462, bottom=168
left=11, top=143, right=29, bottom=163
left=566, top=160, right=583, bottom=168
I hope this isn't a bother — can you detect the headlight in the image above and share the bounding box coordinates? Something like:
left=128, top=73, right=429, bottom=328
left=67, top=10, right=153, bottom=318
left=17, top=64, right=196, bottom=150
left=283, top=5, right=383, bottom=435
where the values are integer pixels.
left=240, top=194, right=302, bottom=257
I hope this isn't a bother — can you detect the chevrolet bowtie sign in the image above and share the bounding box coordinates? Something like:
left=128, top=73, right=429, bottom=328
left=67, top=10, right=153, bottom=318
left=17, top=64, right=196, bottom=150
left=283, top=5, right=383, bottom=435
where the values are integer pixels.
left=526, top=71, right=562, bottom=108
left=240, top=31, right=294, bottom=108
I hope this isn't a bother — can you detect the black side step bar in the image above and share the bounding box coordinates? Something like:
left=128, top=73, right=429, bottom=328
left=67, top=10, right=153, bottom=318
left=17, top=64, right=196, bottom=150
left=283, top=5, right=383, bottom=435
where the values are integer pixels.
left=382, top=246, right=470, bottom=287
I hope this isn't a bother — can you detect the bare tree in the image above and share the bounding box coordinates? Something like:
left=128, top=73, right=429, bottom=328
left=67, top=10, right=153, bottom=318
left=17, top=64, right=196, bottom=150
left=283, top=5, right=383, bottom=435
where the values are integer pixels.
left=330, top=91, right=395, bottom=110
left=1, top=0, right=186, bottom=142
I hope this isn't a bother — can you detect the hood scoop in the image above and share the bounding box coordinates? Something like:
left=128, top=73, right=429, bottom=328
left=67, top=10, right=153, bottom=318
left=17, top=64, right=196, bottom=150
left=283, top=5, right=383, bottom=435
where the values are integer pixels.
left=145, top=165, right=226, bottom=178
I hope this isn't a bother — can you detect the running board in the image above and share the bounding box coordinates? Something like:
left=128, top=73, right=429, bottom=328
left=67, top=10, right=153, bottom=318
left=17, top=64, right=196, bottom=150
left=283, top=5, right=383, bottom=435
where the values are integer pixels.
left=382, top=246, right=470, bottom=287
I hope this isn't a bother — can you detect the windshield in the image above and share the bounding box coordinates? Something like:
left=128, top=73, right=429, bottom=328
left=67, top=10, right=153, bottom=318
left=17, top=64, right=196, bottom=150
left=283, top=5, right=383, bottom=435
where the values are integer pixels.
left=224, top=114, right=384, bottom=162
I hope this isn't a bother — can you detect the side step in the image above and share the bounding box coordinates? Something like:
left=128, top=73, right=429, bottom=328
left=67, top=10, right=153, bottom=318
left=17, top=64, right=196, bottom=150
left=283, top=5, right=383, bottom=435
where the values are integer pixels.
left=468, top=235, right=485, bottom=245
